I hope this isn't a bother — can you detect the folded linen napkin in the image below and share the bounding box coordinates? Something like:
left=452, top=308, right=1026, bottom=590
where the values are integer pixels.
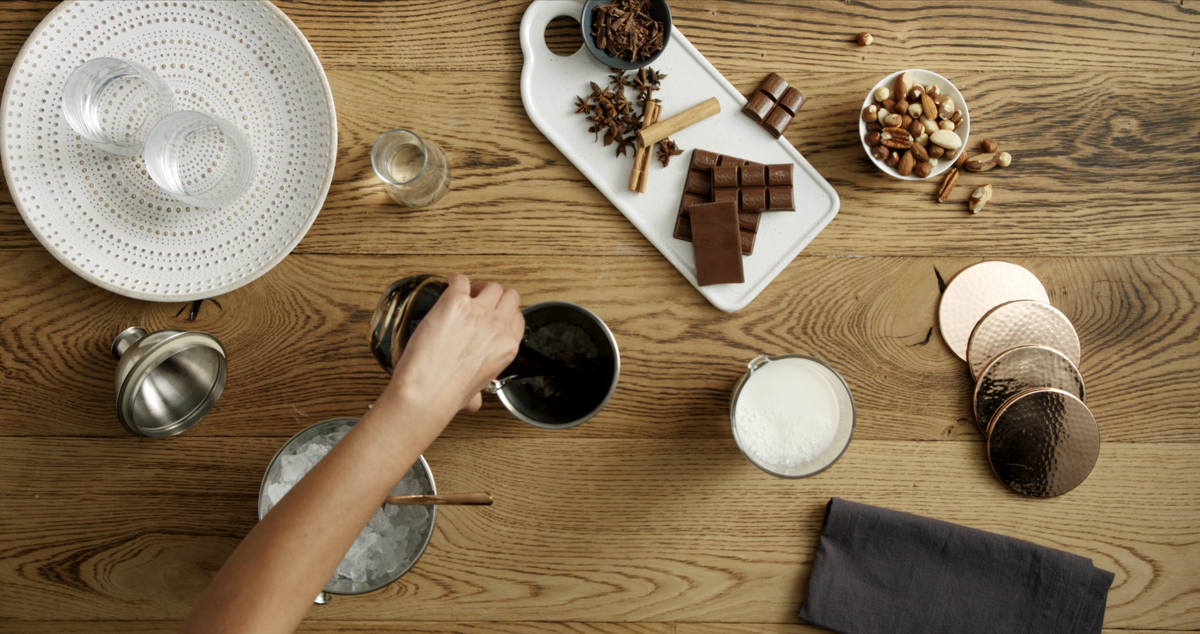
left=799, top=498, right=1113, bottom=634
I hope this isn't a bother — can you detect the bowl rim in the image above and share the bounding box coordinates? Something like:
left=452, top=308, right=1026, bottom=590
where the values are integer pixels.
left=860, top=69, right=970, bottom=181
left=579, top=0, right=673, bottom=71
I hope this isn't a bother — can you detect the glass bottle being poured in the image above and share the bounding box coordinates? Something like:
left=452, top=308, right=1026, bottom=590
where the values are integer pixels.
left=368, top=274, right=574, bottom=392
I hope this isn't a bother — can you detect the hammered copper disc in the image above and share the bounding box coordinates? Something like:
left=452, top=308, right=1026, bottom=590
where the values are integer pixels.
left=974, top=345, right=1084, bottom=434
left=968, top=300, right=1081, bottom=380
left=988, top=388, right=1099, bottom=498
left=939, top=262, right=1049, bottom=361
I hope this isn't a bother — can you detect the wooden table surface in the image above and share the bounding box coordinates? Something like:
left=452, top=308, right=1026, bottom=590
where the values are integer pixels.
left=1, top=1, right=1198, bottom=632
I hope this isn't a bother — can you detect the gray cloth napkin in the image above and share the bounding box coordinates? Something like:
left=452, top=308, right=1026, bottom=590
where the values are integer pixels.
left=799, top=498, right=1113, bottom=634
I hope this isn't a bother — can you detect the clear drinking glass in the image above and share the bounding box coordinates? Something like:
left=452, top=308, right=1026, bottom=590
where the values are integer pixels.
left=142, top=110, right=256, bottom=208
left=371, top=129, right=451, bottom=207
left=61, top=57, right=175, bottom=156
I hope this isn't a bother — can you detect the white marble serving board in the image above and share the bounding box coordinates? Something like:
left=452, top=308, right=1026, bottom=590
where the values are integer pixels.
left=518, top=0, right=839, bottom=312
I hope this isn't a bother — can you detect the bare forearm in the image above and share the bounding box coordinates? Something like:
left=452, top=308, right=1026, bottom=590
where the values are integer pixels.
left=180, top=384, right=446, bottom=634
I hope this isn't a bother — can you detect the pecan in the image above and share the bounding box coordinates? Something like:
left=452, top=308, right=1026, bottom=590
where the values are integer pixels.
left=937, top=168, right=959, bottom=202
left=880, top=127, right=914, bottom=149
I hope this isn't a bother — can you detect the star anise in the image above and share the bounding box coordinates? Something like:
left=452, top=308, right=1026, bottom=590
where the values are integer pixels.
left=657, top=138, right=683, bottom=167
left=575, top=96, right=591, bottom=114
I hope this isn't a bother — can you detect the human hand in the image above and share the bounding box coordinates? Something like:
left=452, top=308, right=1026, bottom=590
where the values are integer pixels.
left=387, top=273, right=524, bottom=424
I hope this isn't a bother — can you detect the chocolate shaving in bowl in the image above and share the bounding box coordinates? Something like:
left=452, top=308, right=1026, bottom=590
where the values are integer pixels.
left=591, top=0, right=665, bottom=62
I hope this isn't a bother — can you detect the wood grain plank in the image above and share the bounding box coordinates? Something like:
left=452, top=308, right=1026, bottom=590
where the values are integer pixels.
left=679, top=625, right=1174, bottom=634
left=0, top=625, right=1175, bottom=634
left=0, top=439, right=1195, bottom=628
left=0, top=250, right=1196, bottom=442
left=0, top=624, right=674, bottom=634
left=2, top=2, right=1197, bottom=74
left=273, top=1, right=1200, bottom=73
left=3, top=69, right=1199, bottom=257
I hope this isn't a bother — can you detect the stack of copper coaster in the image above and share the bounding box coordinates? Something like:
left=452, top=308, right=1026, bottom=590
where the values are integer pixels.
left=938, top=262, right=1098, bottom=498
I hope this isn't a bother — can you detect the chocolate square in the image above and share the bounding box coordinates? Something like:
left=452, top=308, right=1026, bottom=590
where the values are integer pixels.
left=685, top=170, right=711, bottom=196
left=741, top=91, right=775, bottom=123
left=689, top=201, right=744, bottom=287
left=767, top=188, right=795, bottom=211
left=738, top=212, right=762, bottom=232
left=711, top=165, right=739, bottom=190
left=759, top=73, right=788, bottom=100
left=739, top=165, right=766, bottom=188
left=778, top=87, right=806, bottom=116
left=692, top=149, right=720, bottom=170
left=741, top=188, right=767, bottom=212
left=713, top=188, right=739, bottom=205
left=764, top=108, right=793, bottom=139
left=678, top=192, right=708, bottom=216
left=766, top=164, right=793, bottom=187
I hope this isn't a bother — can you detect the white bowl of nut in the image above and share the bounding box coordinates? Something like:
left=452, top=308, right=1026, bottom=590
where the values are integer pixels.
left=860, top=69, right=969, bottom=181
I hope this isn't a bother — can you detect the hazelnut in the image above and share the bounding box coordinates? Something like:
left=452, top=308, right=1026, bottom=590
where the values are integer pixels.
left=908, top=103, right=923, bottom=118
left=857, top=32, right=873, bottom=46
left=939, top=119, right=956, bottom=131
left=916, top=131, right=929, bottom=147
left=871, top=144, right=889, bottom=161
left=907, top=87, right=924, bottom=102
left=981, top=138, right=999, bottom=153
left=895, top=98, right=910, bottom=114
left=927, top=143, right=946, bottom=159
left=925, top=84, right=941, bottom=98
left=908, top=120, right=925, bottom=138
left=882, top=112, right=904, bottom=127
left=951, top=110, right=964, bottom=125
left=874, top=86, right=890, bottom=102
left=862, top=104, right=879, bottom=123
left=866, top=130, right=882, bottom=146
left=866, top=121, right=883, bottom=132
left=998, top=152, right=1012, bottom=167
left=928, top=157, right=939, bottom=167
left=886, top=150, right=900, bottom=167
left=913, top=162, right=933, bottom=179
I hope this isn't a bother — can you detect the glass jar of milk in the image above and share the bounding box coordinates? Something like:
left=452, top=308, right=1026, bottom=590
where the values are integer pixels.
left=729, top=354, right=855, bottom=478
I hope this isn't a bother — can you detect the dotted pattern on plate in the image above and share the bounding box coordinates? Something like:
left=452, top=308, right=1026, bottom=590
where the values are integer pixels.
left=2, top=0, right=336, bottom=300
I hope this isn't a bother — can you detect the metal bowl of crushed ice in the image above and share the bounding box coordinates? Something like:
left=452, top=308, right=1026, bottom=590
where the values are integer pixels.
left=729, top=354, right=855, bottom=478
left=259, top=417, right=436, bottom=599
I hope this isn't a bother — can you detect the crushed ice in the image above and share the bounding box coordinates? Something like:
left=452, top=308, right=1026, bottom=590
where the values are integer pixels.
left=262, top=423, right=431, bottom=587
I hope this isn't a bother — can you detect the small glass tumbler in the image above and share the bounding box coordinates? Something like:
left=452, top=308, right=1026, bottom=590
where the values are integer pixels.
left=61, top=57, right=175, bottom=156
left=371, top=129, right=451, bottom=207
left=143, top=110, right=256, bottom=208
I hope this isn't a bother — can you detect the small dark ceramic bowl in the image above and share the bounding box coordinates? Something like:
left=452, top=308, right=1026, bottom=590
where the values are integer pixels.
left=580, top=0, right=672, bottom=70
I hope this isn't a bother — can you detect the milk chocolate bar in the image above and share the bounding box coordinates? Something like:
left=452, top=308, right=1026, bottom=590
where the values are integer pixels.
left=741, top=73, right=806, bottom=138
left=687, top=201, right=744, bottom=286
left=710, top=163, right=795, bottom=212
left=673, top=149, right=758, bottom=255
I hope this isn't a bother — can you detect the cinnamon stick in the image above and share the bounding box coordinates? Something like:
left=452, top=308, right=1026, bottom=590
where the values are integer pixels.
left=636, top=97, right=720, bottom=146
left=628, top=101, right=662, bottom=192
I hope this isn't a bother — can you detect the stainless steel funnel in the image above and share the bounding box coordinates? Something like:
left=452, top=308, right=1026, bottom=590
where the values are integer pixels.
left=111, top=326, right=227, bottom=437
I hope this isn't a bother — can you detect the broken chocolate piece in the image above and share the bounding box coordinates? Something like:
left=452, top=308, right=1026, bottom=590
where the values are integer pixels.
left=688, top=201, right=745, bottom=286
left=742, top=73, right=806, bottom=137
